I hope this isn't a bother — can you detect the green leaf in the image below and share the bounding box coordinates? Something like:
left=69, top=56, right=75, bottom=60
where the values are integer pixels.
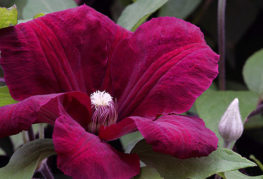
left=0, top=86, right=17, bottom=107
left=159, top=0, right=202, bottom=19
left=224, top=171, right=263, bottom=179
left=135, top=167, right=163, bottom=179
left=243, top=49, right=263, bottom=98
left=195, top=90, right=258, bottom=146
left=120, top=131, right=143, bottom=153
left=0, top=5, right=18, bottom=29
left=15, top=0, right=77, bottom=19
left=0, top=139, right=55, bottom=179
left=132, top=140, right=256, bottom=179
left=117, top=0, right=168, bottom=31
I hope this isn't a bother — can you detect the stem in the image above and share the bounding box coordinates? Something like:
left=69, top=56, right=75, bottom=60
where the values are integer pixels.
left=39, top=124, right=45, bottom=139
left=214, top=140, right=231, bottom=179
left=22, top=131, right=29, bottom=144
left=250, top=155, right=263, bottom=172
left=39, top=159, right=54, bottom=179
left=223, top=140, right=231, bottom=149
left=27, top=126, right=35, bottom=141
left=218, top=0, right=227, bottom=90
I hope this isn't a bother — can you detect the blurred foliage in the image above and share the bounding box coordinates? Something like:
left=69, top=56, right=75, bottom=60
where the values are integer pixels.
left=243, top=49, right=263, bottom=98
left=0, top=86, right=16, bottom=107
left=10, top=124, right=47, bottom=150
left=159, top=0, right=202, bottom=19
left=33, top=12, right=46, bottom=19
left=0, top=5, right=17, bottom=29
left=0, top=0, right=15, bottom=8
left=15, top=0, right=77, bottom=19
left=135, top=167, right=163, bottom=179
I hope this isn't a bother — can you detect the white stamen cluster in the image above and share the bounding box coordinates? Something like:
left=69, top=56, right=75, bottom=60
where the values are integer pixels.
left=90, top=91, right=113, bottom=107
left=89, top=91, right=117, bottom=133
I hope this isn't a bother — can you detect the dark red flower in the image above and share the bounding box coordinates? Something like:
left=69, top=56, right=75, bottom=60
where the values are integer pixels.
left=0, top=5, right=219, bottom=179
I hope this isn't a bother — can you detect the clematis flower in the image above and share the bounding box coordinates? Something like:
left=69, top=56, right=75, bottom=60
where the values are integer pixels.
left=0, top=5, right=219, bottom=179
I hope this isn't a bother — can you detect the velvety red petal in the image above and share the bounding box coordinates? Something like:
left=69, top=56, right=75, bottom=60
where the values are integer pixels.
left=0, top=92, right=91, bottom=138
left=53, top=115, right=140, bottom=179
left=99, top=117, right=137, bottom=141
left=111, top=17, right=219, bottom=118
left=0, top=5, right=130, bottom=101
left=100, top=115, right=218, bottom=158
left=135, top=115, right=218, bottom=158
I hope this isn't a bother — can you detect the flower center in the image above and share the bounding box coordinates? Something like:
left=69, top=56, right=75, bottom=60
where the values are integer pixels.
left=89, top=91, right=118, bottom=133
left=90, top=91, right=113, bottom=107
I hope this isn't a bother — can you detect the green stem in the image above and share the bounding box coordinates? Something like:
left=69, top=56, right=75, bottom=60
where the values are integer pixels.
left=223, top=140, right=231, bottom=149
left=22, top=131, right=28, bottom=144
left=39, top=124, right=45, bottom=139
left=250, top=155, right=263, bottom=172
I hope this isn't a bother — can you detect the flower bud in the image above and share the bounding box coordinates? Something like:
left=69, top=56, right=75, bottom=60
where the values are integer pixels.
left=218, top=98, right=244, bottom=148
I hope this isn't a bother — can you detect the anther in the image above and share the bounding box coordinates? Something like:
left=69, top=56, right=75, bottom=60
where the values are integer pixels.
left=89, top=91, right=118, bottom=133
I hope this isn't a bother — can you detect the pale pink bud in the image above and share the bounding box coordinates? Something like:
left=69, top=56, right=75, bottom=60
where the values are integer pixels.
left=218, top=98, right=244, bottom=147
